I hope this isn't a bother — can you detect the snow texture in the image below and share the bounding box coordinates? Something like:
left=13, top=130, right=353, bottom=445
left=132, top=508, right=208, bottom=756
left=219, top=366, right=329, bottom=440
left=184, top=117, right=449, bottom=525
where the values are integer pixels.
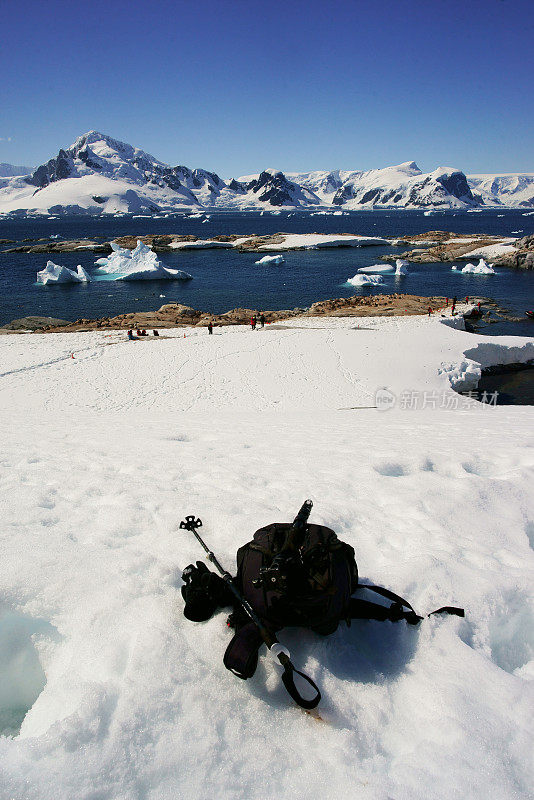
left=0, top=314, right=533, bottom=800
left=95, top=240, right=193, bottom=281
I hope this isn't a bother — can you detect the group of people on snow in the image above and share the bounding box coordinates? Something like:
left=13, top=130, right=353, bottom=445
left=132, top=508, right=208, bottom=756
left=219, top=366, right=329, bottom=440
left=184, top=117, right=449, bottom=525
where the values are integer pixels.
left=250, top=314, right=266, bottom=330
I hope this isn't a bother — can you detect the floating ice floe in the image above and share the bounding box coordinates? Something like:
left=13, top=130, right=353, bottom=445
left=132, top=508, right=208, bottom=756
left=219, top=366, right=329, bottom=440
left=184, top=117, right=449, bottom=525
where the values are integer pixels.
left=358, top=263, right=395, bottom=274
left=346, top=274, right=384, bottom=286
left=395, top=259, right=409, bottom=275
left=255, top=254, right=285, bottom=266
left=37, top=261, right=91, bottom=285
left=452, top=258, right=496, bottom=275
left=95, top=240, right=193, bottom=281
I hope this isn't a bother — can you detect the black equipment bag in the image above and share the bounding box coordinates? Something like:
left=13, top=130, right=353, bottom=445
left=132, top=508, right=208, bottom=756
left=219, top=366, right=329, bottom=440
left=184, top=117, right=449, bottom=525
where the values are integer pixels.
left=224, top=517, right=463, bottom=680
left=236, top=522, right=358, bottom=636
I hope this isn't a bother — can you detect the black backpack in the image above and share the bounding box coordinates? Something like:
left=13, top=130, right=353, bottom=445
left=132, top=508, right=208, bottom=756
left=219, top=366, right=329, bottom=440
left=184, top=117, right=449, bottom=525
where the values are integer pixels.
left=236, top=522, right=358, bottom=636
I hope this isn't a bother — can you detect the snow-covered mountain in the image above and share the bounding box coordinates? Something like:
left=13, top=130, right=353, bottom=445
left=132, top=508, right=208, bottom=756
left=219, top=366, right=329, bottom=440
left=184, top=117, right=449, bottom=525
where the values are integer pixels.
left=0, top=131, right=531, bottom=216
left=0, top=162, right=35, bottom=177
left=0, top=132, right=202, bottom=215
left=287, top=162, right=478, bottom=209
left=235, top=169, right=322, bottom=207
left=467, top=173, right=534, bottom=208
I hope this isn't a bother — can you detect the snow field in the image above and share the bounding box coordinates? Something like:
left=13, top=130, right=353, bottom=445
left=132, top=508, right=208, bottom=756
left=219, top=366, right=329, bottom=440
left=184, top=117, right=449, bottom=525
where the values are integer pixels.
left=0, top=315, right=533, bottom=799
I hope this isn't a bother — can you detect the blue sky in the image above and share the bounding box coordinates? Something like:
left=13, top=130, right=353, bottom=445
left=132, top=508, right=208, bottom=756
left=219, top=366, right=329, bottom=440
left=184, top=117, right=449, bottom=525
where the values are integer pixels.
left=1, top=0, right=533, bottom=175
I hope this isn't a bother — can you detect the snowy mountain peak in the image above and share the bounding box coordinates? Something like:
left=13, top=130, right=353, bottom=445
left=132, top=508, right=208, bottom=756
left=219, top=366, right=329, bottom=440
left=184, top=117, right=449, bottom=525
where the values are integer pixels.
left=245, top=170, right=322, bottom=207
left=397, top=160, right=422, bottom=174
left=69, top=131, right=168, bottom=171
left=1, top=132, right=532, bottom=215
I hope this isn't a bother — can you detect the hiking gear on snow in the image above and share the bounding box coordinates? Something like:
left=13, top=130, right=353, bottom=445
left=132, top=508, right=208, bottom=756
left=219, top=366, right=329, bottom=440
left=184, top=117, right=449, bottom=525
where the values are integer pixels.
left=237, top=507, right=357, bottom=635
left=236, top=512, right=463, bottom=635
left=223, top=620, right=263, bottom=679
left=180, top=514, right=321, bottom=710
left=180, top=503, right=464, bottom=710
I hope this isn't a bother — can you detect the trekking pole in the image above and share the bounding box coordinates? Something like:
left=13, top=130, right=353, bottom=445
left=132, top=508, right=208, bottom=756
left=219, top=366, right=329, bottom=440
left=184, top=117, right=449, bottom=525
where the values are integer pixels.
left=179, top=514, right=321, bottom=710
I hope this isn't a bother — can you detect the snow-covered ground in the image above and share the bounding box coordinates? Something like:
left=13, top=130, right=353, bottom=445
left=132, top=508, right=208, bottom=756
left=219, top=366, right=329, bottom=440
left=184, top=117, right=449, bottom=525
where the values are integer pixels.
left=258, top=233, right=388, bottom=250
left=0, top=315, right=533, bottom=800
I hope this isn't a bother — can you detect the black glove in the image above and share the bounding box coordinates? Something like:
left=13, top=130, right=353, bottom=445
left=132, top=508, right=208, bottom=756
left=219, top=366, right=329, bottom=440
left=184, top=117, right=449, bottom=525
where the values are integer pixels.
left=181, top=561, right=233, bottom=622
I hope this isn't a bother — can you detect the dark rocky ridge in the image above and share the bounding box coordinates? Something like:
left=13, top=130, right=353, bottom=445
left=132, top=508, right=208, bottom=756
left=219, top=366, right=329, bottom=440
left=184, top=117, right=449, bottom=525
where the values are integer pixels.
left=2, top=294, right=461, bottom=335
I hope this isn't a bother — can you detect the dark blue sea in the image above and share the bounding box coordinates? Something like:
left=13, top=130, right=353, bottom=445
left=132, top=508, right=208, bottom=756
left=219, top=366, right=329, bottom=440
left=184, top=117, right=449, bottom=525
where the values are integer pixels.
left=1, top=210, right=533, bottom=335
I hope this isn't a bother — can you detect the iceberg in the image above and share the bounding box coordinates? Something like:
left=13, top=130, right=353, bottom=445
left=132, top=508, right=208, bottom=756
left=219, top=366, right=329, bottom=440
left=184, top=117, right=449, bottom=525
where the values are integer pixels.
left=358, top=263, right=395, bottom=274
left=254, top=254, right=285, bottom=266
left=457, top=258, right=496, bottom=275
left=95, top=240, right=193, bottom=281
left=37, top=261, right=91, bottom=285
left=395, top=259, right=408, bottom=275
left=346, top=274, right=384, bottom=286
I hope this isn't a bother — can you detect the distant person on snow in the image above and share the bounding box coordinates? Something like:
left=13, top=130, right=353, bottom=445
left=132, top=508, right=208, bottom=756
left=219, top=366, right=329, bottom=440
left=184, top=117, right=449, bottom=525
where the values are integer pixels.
left=260, top=313, right=265, bottom=328
left=153, top=329, right=159, bottom=336
left=208, top=322, right=213, bottom=335
left=127, top=329, right=135, bottom=340
left=251, top=316, right=257, bottom=330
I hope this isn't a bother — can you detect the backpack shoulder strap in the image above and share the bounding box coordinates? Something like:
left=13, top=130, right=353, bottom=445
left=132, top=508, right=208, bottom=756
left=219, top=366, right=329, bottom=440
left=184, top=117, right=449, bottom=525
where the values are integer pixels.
left=351, top=585, right=464, bottom=625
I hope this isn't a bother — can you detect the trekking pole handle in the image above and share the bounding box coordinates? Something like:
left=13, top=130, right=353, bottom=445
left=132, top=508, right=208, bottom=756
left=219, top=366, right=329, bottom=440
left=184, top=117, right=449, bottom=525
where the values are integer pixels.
left=278, top=652, right=321, bottom=710
left=269, top=642, right=291, bottom=663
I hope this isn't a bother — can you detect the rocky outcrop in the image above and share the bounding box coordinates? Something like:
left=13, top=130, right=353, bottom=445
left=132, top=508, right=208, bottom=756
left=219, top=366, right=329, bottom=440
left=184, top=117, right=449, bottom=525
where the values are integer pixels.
left=435, top=170, right=474, bottom=204
left=4, top=239, right=110, bottom=254
left=493, top=234, right=534, bottom=269
left=1, top=316, right=72, bottom=331
left=246, top=171, right=321, bottom=207
left=303, top=294, right=448, bottom=317
left=10, top=295, right=470, bottom=335
left=228, top=178, right=246, bottom=193
left=381, top=231, right=517, bottom=264
left=26, top=149, right=75, bottom=188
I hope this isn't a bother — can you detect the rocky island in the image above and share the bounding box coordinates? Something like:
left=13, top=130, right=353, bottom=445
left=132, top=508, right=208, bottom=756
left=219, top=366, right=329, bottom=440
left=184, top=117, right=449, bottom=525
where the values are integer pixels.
left=4, top=230, right=533, bottom=268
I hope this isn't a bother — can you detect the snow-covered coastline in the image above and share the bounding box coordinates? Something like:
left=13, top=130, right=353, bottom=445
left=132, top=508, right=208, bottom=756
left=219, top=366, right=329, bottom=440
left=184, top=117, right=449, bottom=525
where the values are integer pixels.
left=0, top=313, right=532, bottom=800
